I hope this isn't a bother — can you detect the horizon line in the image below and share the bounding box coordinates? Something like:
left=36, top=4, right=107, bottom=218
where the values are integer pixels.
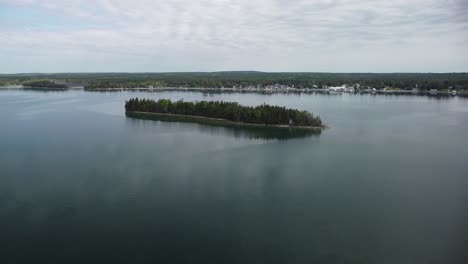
left=1, top=71, right=468, bottom=75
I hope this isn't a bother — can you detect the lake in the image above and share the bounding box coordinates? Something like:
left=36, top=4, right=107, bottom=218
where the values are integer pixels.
left=1, top=89, right=467, bottom=263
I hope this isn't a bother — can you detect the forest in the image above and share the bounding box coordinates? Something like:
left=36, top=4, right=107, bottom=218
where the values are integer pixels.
left=1, top=72, right=468, bottom=91
left=22, top=80, right=68, bottom=89
left=125, top=98, right=323, bottom=128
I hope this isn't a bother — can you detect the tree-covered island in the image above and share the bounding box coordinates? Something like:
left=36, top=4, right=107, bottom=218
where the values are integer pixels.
left=125, top=98, right=324, bottom=128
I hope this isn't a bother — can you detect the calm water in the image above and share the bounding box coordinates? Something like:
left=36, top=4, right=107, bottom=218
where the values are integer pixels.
left=1, top=90, right=467, bottom=263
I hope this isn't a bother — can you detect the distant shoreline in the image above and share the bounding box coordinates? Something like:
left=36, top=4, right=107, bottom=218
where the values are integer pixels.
left=126, top=111, right=325, bottom=130
left=1, top=72, right=466, bottom=96
left=85, top=87, right=467, bottom=96
left=1, top=85, right=466, bottom=96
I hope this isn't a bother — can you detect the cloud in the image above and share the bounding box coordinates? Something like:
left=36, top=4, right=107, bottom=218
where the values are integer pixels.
left=0, top=0, right=467, bottom=72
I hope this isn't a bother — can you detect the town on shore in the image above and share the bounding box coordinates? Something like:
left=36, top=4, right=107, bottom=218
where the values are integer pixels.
left=4, top=82, right=465, bottom=96
left=112, top=83, right=462, bottom=95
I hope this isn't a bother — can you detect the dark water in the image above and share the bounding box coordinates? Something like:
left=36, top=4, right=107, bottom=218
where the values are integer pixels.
left=1, top=90, right=467, bottom=263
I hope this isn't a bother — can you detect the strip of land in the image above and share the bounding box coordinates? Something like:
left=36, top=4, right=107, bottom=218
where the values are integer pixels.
left=1, top=72, right=467, bottom=95
left=126, top=111, right=325, bottom=130
left=125, top=98, right=324, bottom=129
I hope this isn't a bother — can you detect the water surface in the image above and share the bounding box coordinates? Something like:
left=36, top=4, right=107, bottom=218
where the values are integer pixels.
left=1, top=90, right=467, bottom=263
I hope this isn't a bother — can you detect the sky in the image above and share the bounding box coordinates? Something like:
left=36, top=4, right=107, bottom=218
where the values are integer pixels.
left=0, top=0, right=467, bottom=73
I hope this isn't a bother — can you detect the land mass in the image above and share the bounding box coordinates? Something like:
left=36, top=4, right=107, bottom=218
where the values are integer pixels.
left=1, top=72, right=468, bottom=95
left=125, top=98, right=324, bottom=129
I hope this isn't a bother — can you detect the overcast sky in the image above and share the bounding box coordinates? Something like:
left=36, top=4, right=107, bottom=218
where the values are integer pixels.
left=0, top=0, right=467, bottom=73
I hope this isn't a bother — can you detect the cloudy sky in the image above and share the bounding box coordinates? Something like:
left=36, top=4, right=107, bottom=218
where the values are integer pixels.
left=0, top=0, right=467, bottom=73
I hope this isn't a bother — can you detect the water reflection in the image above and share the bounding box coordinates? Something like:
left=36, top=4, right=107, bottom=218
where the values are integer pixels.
left=196, top=123, right=321, bottom=140
left=126, top=113, right=321, bottom=140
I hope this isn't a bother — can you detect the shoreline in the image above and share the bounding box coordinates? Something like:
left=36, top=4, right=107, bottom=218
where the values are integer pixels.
left=0, top=85, right=468, bottom=97
left=86, top=87, right=467, bottom=96
left=1, top=86, right=466, bottom=96
left=126, top=111, right=325, bottom=130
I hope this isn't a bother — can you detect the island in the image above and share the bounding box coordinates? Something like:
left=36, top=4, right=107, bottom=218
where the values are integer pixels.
left=125, top=98, right=324, bottom=129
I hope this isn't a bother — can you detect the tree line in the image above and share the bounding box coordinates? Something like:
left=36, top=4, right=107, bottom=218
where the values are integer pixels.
left=125, top=98, right=323, bottom=127
left=86, top=74, right=468, bottom=90
left=2, top=72, right=468, bottom=91
left=23, top=80, right=67, bottom=89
